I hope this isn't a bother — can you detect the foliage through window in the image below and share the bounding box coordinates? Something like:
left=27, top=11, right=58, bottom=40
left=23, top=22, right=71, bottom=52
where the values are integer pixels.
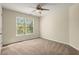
left=16, top=17, right=33, bottom=35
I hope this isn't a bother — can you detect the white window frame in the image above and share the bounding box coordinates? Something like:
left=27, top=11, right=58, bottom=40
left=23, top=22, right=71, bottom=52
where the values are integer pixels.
left=16, top=17, right=34, bottom=36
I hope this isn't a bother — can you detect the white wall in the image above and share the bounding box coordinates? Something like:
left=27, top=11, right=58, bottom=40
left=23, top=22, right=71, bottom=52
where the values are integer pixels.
left=40, top=6, right=69, bottom=44
left=0, top=6, right=2, bottom=33
left=0, top=5, right=2, bottom=54
left=2, top=8, right=40, bottom=45
left=40, top=4, right=79, bottom=50
left=69, top=4, right=79, bottom=50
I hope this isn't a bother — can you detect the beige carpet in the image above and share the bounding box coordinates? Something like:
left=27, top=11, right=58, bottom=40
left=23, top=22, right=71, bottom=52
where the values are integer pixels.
left=2, top=38, right=79, bottom=55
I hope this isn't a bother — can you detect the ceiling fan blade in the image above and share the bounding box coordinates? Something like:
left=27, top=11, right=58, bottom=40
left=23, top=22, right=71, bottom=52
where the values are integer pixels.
left=42, top=8, right=49, bottom=11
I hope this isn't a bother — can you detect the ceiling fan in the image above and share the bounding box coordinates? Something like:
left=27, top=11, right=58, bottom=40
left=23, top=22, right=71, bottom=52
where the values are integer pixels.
left=32, top=3, right=50, bottom=14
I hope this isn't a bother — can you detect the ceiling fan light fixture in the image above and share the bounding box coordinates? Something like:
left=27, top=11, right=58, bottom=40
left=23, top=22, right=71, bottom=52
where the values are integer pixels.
left=36, top=10, right=42, bottom=14
left=32, top=3, right=49, bottom=16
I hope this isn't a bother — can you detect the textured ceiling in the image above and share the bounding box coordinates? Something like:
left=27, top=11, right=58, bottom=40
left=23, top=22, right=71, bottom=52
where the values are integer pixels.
left=1, top=3, right=73, bottom=17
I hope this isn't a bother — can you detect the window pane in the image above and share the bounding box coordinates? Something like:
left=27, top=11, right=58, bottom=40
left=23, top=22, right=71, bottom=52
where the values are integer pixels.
left=16, top=17, right=25, bottom=35
left=25, top=19, right=33, bottom=34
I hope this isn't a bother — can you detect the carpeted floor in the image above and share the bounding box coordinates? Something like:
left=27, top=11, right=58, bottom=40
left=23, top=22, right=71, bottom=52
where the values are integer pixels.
left=1, top=38, right=79, bottom=55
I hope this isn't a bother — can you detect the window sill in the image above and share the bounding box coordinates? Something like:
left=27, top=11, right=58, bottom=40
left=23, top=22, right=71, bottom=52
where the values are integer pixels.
left=16, top=33, right=33, bottom=36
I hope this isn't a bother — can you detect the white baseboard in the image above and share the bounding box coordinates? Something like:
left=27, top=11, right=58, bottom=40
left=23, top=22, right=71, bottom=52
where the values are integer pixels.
left=69, top=44, right=79, bottom=51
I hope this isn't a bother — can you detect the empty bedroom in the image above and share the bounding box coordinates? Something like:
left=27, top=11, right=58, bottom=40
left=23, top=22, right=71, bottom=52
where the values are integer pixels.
left=0, top=3, right=79, bottom=55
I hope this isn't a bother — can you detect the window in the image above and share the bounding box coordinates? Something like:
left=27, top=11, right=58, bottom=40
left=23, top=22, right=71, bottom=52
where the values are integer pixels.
left=16, top=17, right=33, bottom=36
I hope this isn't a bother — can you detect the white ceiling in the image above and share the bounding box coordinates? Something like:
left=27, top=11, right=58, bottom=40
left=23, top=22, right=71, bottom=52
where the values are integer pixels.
left=0, top=3, right=73, bottom=17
